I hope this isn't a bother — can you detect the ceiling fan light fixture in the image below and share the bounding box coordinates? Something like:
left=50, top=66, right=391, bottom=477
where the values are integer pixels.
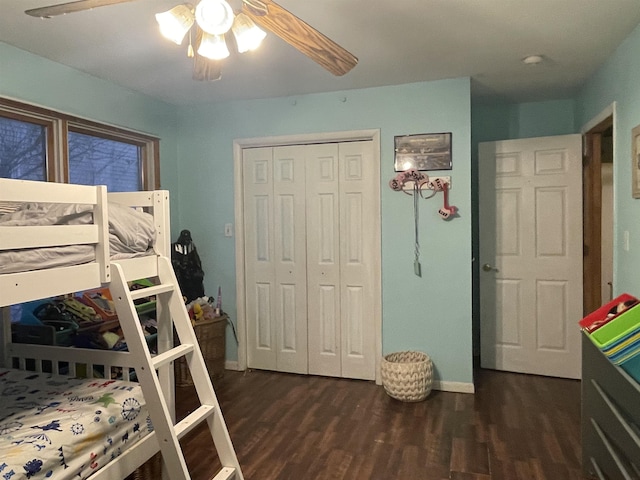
left=156, top=4, right=195, bottom=45
left=195, top=0, right=234, bottom=35
left=198, top=32, right=230, bottom=60
left=232, top=13, right=266, bottom=53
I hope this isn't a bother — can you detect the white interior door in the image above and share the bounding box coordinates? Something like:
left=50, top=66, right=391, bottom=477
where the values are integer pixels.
left=243, top=147, right=276, bottom=370
left=479, top=135, right=583, bottom=379
left=273, top=145, right=309, bottom=373
left=244, top=140, right=378, bottom=381
left=244, top=146, right=308, bottom=374
left=306, top=143, right=342, bottom=376
left=338, top=141, right=376, bottom=380
left=306, top=141, right=377, bottom=380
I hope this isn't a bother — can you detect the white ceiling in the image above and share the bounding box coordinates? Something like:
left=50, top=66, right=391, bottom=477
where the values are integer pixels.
left=2, top=0, right=640, bottom=107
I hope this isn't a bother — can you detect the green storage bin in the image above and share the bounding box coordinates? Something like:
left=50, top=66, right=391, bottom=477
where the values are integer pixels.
left=129, top=278, right=157, bottom=314
left=589, top=303, right=640, bottom=350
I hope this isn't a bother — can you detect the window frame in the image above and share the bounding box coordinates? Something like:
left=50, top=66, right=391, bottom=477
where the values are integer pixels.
left=0, top=97, right=160, bottom=189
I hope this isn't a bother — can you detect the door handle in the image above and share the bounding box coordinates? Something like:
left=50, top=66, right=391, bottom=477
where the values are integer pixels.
left=482, top=263, right=498, bottom=272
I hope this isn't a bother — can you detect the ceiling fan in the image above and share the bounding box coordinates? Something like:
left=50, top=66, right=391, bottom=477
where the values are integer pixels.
left=25, top=0, right=358, bottom=81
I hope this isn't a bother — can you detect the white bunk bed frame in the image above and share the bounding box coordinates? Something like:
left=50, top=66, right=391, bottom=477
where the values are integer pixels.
left=0, top=178, right=242, bottom=480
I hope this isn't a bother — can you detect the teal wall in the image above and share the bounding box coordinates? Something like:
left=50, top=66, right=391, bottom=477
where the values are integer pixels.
left=0, top=42, right=181, bottom=233
left=472, top=98, right=577, bottom=145
left=9, top=15, right=640, bottom=385
left=0, top=41, right=474, bottom=386
left=576, top=23, right=640, bottom=296
left=5, top=18, right=638, bottom=386
left=176, top=79, right=474, bottom=385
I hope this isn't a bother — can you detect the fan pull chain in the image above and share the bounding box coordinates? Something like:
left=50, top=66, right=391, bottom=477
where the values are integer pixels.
left=187, top=30, right=194, bottom=58
left=413, top=182, right=421, bottom=277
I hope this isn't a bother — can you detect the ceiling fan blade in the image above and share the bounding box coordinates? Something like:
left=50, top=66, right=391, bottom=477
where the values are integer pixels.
left=242, top=0, right=358, bottom=76
left=25, top=0, right=137, bottom=18
left=193, top=27, right=223, bottom=81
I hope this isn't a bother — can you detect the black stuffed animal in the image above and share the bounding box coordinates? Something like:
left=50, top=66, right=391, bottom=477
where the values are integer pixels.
left=171, top=229, right=205, bottom=303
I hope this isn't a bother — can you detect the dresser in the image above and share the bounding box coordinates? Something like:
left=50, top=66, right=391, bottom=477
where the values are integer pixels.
left=582, top=332, right=640, bottom=478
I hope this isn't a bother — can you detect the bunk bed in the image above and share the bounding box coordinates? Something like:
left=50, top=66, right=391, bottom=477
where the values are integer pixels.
left=0, top=178, right=242, bottom=480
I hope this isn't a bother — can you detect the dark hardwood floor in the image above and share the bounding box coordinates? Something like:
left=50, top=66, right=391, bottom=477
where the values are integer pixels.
left=168, top=369, right=586, bottom=480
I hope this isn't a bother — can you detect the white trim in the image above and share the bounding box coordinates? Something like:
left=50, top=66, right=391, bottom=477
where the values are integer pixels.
left=225, top=360, right=241, bottom=371
left=432, top=380, right=475, bottom=394
left=234, top=129, right=380, bottom=149
left=233, top=129, right=383, bottom=383
left=581, top=102, right=616, bottom=134
left=233, top=142, right=248, bottom=372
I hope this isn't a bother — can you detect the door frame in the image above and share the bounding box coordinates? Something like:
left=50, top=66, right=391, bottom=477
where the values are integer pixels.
left=581, top=102, right=616, bottom=315
left=233, top=129, right=383, bottom=383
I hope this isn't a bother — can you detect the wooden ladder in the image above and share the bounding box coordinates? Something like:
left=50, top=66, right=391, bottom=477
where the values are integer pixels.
left=109, top=256, right=243, bottom=480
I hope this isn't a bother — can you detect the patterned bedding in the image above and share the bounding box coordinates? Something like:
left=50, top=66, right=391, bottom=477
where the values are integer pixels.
left=0, top=368, right=153, bottom=479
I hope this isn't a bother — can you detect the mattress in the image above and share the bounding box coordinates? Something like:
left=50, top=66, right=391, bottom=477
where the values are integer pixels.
left=0, top=367, right=153, bottom=480
left=0, top=202, right=156, bottom=275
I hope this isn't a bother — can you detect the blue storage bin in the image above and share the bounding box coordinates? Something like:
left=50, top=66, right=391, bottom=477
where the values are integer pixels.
left=620, top=353, right=640, bottom=384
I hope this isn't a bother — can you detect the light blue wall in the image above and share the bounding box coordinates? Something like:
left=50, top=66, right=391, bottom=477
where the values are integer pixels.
left=577, top=23, right=640, bottom=296
left=0, top=42, right=181, bottom=233
left=472, top=98, right=577, bottom=145
left=176, top=78, right=474, bottom=385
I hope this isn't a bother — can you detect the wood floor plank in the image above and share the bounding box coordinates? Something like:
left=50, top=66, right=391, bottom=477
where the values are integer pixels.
left=129, top=368, right=587, bottom=480
left=450, top=437, right=490, bottom=475
left=450, top=473, right=492, bottom=480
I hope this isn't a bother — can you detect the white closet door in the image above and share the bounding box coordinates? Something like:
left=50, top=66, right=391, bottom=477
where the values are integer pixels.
left=244, top=146, right=308, bottom=373
left=272, top=145, right=308, bottom=373
left=244, top=147, right=277, bottom=370
left=244, top=139, right=377, bottom=381
left=306, top=143, right=342, bottom=377
left=306, top=141, right=376, bottom=380
left=339, top=141, right=376, bottom=380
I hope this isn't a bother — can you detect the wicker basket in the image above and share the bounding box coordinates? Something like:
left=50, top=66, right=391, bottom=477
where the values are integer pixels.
left=380, top=351, right=433, bottom=402
left=175, top=315, right=227, bottom=387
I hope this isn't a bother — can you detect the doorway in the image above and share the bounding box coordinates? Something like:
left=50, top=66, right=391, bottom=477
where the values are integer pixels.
left=477, top=104, right=616, bottom=379
left=583, top=111, right=615, bottom=314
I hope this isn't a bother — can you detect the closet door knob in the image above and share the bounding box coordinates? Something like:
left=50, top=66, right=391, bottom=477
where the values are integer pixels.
left=482, top=263, right=498, bottom=272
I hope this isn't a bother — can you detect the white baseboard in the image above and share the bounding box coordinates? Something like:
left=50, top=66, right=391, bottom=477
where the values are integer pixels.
left=225, top=360, right=240, bottom=371
left=432, top=380, right=475, bottom=394
left=221, top=362, right=475, bottom=393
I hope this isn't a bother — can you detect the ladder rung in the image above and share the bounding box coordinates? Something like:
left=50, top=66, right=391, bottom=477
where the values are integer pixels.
left=152, top=344, right=194, bottom=369
left=129, top=283, right=175, bottom=301
left=212, top=467, right=236, bottom=480
left=175, top=404, right=216, bottom=439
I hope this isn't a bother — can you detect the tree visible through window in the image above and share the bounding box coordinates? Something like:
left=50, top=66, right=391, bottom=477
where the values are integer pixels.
left=69, top=131, right=141, bottom=192
left=0, top=116, right=46, bottom=181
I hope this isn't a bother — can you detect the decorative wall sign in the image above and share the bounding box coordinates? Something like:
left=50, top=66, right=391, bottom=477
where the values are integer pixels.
left=633, top=124, right=640, bottom=198
left=394, top=132, right=452, bottom=172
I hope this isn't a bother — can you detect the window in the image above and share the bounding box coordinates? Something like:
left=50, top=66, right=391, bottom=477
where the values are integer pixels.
left=69, top=131, right=141, bottom=192
left=0, top=97, right=159, bottom=189
left=0, top=115, right=49, bottom=181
